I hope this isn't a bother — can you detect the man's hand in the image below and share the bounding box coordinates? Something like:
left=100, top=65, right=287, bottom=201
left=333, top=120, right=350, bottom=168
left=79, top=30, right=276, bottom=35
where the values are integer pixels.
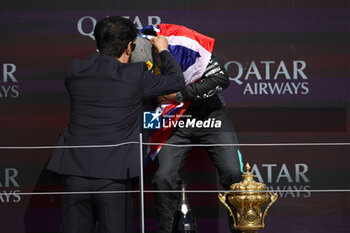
left=157, top=93, right=176, bottom=103
left=151, top=35, right=168, bottom=53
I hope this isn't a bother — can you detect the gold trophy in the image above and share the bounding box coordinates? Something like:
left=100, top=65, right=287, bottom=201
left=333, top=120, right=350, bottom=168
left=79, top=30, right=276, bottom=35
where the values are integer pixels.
left=218, top=163, right=278, bottom=233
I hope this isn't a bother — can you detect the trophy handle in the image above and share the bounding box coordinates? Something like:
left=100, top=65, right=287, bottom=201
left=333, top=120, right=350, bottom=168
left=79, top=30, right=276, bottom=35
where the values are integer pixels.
left=218, top=192, right=237, bottom=227
left=262, top=192, right=278, bottom=226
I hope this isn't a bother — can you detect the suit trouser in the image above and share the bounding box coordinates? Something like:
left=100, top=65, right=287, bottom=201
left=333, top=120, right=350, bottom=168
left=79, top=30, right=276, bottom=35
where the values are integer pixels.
left=152, top=108, right=243, bottom=233
left=61, top=176, right=134, bottom=233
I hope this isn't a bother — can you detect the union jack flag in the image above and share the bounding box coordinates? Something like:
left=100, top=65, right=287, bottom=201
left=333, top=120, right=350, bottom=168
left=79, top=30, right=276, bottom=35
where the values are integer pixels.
left=142, top=24, right=215, bottom=165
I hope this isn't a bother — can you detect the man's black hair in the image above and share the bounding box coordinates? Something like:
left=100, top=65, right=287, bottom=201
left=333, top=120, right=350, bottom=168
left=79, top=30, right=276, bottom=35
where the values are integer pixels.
left=94, top=16, right=138, bottom=58
left=141, top=28, right=157, bottom=37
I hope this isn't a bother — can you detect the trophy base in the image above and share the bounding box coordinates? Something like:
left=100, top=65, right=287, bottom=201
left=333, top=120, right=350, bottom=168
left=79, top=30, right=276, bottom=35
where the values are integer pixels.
left=237, top=225, right=262, bottom=233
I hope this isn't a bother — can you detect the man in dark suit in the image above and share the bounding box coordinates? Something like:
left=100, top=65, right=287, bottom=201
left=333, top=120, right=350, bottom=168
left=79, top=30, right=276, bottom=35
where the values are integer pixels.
left=47, top=16, right=185, bottom=233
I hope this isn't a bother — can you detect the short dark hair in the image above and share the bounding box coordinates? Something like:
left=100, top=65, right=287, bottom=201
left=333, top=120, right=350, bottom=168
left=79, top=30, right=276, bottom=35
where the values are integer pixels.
left=141, top=28, right=157, bottom=37
left=94, top=16, right=138, bottom=58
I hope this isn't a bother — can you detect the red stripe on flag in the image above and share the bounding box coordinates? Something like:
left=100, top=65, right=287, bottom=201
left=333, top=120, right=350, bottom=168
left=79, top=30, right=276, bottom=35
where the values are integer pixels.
left=148, top=101, right=191, bottom=158
left=157, top=24, right=215, bottom=53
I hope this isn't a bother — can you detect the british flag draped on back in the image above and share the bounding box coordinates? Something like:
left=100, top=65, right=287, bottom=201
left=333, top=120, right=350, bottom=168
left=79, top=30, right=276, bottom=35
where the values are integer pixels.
left=141, top=24, right=215, bottom=164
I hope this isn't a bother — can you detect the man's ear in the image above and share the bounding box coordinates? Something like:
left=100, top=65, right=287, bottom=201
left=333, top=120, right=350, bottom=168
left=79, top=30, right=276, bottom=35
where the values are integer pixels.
left=126, top=41, right=133, bottom=55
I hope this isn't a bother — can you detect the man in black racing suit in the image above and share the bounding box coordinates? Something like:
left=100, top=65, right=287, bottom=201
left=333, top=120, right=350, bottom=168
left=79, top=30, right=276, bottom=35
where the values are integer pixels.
left=152, top=50, right=243, bottom=233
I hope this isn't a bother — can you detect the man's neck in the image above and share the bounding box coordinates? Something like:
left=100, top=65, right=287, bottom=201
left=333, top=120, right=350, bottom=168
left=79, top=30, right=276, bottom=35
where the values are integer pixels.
left=117, top=53, right=130, bottom=63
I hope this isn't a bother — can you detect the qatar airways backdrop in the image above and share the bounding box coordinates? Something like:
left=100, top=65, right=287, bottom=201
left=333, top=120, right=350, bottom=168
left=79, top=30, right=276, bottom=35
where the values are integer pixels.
left=1, top=0, right=349, bottom=232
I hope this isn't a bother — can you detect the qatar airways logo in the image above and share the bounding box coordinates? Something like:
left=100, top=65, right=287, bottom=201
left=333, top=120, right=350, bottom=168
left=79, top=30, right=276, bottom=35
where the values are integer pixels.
left=0, top=168, right=21, bottom=203
left=1, top=63, right=19, bottom=98
left=225, top=60, right=309, bottom=96
left=251, top=163, right=311, bottom=198
left=77, top=16, right=162, bottom=40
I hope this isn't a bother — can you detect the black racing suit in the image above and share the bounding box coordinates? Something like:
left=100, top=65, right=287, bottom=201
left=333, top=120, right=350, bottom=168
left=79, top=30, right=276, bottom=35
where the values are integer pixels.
left=152, top=51, right=243, bottom=233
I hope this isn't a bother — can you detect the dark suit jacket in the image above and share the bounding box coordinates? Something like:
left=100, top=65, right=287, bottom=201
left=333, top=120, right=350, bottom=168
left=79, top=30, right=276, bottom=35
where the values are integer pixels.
left=47, top=50, right=184, bottom=180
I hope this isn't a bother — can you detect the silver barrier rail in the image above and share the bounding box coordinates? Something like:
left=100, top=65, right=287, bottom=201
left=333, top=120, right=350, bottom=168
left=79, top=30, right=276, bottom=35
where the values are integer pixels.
left=0, top=142, right=350, bottom=150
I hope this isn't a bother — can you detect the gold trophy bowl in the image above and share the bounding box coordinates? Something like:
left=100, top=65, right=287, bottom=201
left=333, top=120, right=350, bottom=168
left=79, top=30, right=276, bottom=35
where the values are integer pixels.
left=218, top=163, right=278, bottom=233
